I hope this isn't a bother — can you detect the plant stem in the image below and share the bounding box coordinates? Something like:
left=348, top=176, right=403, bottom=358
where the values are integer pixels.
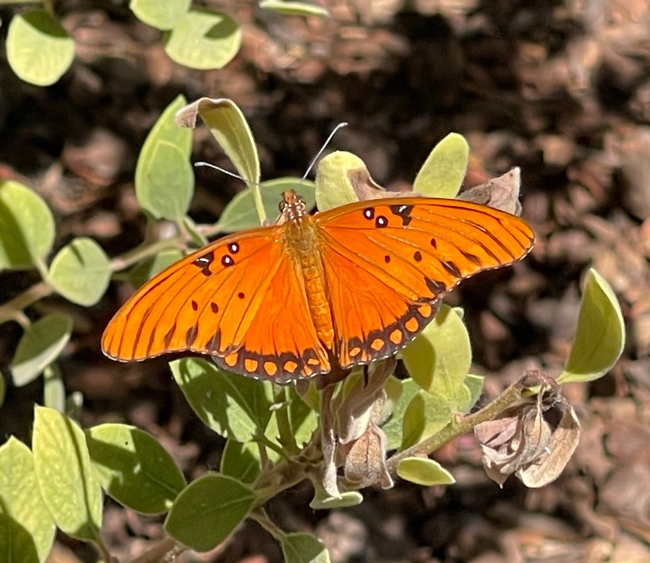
left=386, top=377, right=528, bottom=473
left=250, top=508, right=285, bottom=541
left=0, top=281, right=53, bottom=324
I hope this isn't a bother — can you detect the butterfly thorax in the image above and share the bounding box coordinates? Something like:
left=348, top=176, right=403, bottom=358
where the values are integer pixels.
left=280, top=190, right=335, bottom=352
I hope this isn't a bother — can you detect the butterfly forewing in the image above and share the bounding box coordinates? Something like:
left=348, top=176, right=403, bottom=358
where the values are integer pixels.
left=101, top=225, right=329, bottom=380
left=315, top=197, right=534, bottom=367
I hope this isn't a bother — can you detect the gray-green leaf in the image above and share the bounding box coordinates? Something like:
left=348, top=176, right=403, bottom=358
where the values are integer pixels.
left=87, top=424, right=186, bottom=514
left=10, top=314, right=73, bottom=387
left=130, top=0, right=190, bottom=30
left=170, top=358, right=273, bottom=442
left=164, top=473, right=255, bottom=552
left=0, top=180, right=55, bottom=271
left=135, top=94, right=193, bottom=220
left=48, top=238, right=111, bottom=306
left=281, top=533, right=331, bottom=563
left=164, top=10, right=241, bottom=70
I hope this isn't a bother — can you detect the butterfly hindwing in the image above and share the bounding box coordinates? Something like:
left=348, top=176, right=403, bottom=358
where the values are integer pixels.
left=316, top=196, right=534, bottom=367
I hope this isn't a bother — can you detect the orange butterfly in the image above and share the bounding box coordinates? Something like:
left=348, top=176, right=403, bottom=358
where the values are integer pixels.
left=102, top=191, right=534, bottom=382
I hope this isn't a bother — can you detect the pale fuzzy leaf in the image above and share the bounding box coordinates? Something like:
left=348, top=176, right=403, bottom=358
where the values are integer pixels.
left=396, top=457, right=456, bottom=486
left=135, top=94, right=193, bottom=220
left=401, top=304, right=471, bottom=408
left=260, top=1, right=330, bottom=17
left=0, top=437, right=55, bottom=562
left=164, top=10, right=241, bottom=70
left=32, top=406, right=102, bottom=541
left=413, top=133, right=468, bottom=198
left=6, top=10, right=74, bottom=86
left=558, top=269, right=625, bottom=384
left=176, top=97, right=259, bottom=187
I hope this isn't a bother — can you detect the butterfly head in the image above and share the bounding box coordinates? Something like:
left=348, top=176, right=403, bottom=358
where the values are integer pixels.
left=279, top=190, right=308, bottom=222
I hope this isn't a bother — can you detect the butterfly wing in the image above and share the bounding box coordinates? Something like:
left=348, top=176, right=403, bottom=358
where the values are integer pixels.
left=102, top=226, right=330, bottom=381
left=315, top=197, right=534, bottom=368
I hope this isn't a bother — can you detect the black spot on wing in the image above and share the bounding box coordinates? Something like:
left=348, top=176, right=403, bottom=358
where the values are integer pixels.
left=441, top=260, right=462, bottom=277
left=375, top=215, right=388, bottom=228
left=186, top=324, right=199, bottom=347
left=193, top=252, right=214, bottom=277
left=164, top=323, right=176, bottom=348
left=389, top=204, right=414, bottom=226
left=426, top=277, right=447, bottom=295
left=461, top=250, right=482, bottom=266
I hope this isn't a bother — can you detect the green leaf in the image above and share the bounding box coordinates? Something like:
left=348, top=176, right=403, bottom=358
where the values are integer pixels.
left=285, top=386, right=318, bottom=448
left=130, top=0, right=190, bottom=30
left=86, top=424, right=186, bottom=514
left=557, top=269, right=625, bottom=384
left=282, top=533, right=331, bottom=563
left=127, top=248, right=184, bottom=288
left=0, top=514, right=40, bottom=563
left=412, top=133, right=468, bottom=198
left=164, top=9, right=241, bottom=70
left=382, top=378, right=419, bottom=451
left=10, top=314, right=73, bottom=387
left=401, top=390, right=452, bottom=450
left=220, top=440, right=261, bottom=484
left=6, top=10, right=74, bottom=86
left=314, top=152, right=365, bottom=211
left=164, top=473, right=255, bottom=552
left=260, top=1, right=330, bottom=17
left=48, top=237, right=111, bottom=306
left=32, top=406, right=102, bottom=541
left=0, top=180, right=55, bottom=271
left=401, top=305, right=471, bottom=409
left=170, top=358, right=273, bottom=442
left=216, top=179, right=315, bottom=232
left=0, top=437, right=55, bottom=563
left=177, top=97, right=260, bottom=187
left=135, top=94, right=193, bottom=220
left=396, top=457, right=456, bottom=486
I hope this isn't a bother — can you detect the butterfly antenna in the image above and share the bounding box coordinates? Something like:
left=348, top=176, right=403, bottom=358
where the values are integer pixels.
left=194, top=162, right=252, bottom=185
left=302, top=122, right=348, bottom=180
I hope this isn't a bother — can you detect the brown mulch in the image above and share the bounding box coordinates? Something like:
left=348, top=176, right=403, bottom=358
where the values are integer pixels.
left=2, top=0, right=650, bottom=562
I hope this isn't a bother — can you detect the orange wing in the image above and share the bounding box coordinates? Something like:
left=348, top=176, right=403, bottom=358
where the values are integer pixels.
left=101, top=226, right=330, bottom=381
left=315, top=197, right=534, bottom=368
